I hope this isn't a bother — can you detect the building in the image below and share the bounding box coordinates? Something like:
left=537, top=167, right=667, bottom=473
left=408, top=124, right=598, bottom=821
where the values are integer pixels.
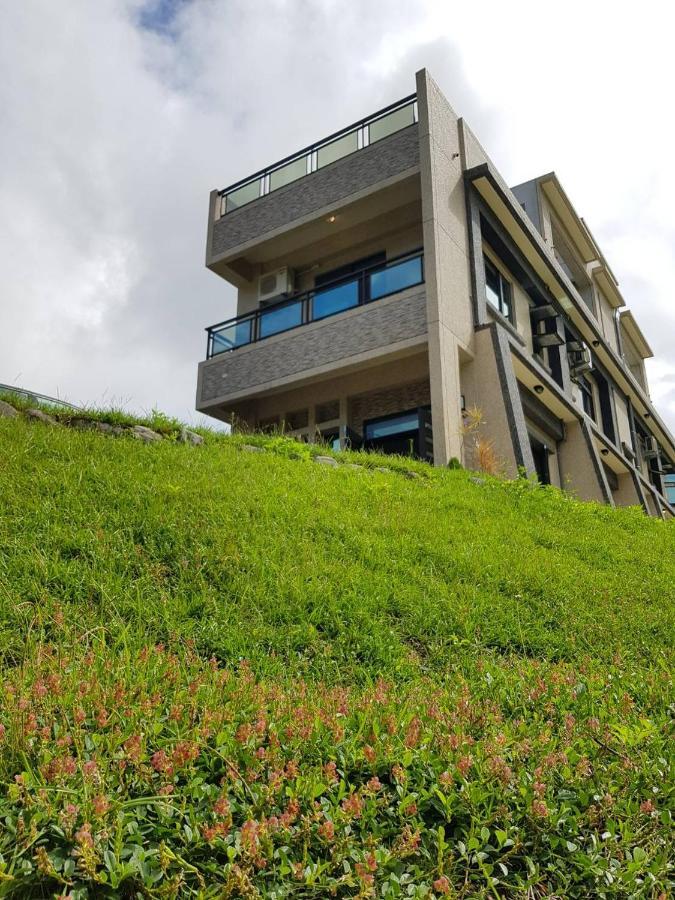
left=196, top=69, right=675, bottom=518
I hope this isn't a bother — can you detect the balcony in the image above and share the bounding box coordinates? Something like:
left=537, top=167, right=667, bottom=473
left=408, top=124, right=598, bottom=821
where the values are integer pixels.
left=198, top=253, right=427, bottom=410
left=208, top=98, right=420, bottom=269
left=217, top=95, right=417, bottom=218
left=206, top=250, right=424, bottom=359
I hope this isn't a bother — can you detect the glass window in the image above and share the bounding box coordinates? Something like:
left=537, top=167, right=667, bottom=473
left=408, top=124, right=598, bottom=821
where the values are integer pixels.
left=269, top=156, right=307, bottom=191
left=225, top=179, right=261, bottom=212
left=211, top=318, right=253, bottom=353
left=317, top=131, right=358, bottom=168
left=312, top=280, right=359, bottom=320
left=369, top=103, right=415, bottom=143
left=369, top=256, right=422, bottom=300
left=320, top=430, right=341, bottom=451
left=578, top=377, right=596, bottom=421
left=364, top=411, right=419, bottom=440
left=484, top=256, right=513, bottom=322
left=259, top=299, right=302, bottom=339
left=315, top=252, right=385, bottom=288
left=665, top=474, right=675, bottom=504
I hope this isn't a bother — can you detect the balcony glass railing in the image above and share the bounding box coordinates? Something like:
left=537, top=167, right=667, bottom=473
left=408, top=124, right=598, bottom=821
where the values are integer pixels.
left=206, top=250, right=424, bottom=358
left=218, top=94, right=418, bottom=217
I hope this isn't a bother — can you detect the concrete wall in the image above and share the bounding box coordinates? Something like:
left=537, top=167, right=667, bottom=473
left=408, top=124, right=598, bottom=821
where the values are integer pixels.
left=557, top=420, right=612, bottom=504
left=198, top=287, right=427, bottom=407
left=210, top=126, right=420, bottom=260
left=460, top=326, right=534, bottom=478
left=621, top=332, right=648, bottom=392
left=596, top=288, right=619, bottom=354
left=416, top=69, right=473, bottom=466
left=613, top=471, right=644, bottom=508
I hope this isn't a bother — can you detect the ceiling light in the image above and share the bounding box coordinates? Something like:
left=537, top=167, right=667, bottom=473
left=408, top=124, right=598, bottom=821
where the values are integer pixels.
left=326, top=215, right=336, bottom=223
left=534, top=384, right=544, bottom=395
left=601, top=448, right=609, bottom=456
left=592, top=339, right=600, bottom=347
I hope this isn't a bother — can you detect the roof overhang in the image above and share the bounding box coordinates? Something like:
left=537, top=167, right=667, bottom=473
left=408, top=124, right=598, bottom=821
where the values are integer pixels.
left=590, top=262, right=624, bottom=310
left=537, top=173, right=598, bottom=263
left=619, top=310, right=654, bottom=359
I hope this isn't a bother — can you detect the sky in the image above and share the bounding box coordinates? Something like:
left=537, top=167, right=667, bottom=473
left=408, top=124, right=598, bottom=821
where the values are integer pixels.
left=1, top=0, right=674, bottom=431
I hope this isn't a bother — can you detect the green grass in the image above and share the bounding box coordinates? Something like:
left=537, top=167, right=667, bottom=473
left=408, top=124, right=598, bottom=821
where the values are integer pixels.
left=0, top=413, right=673, bottom=897
left=0, top=390, right=186, bottom=436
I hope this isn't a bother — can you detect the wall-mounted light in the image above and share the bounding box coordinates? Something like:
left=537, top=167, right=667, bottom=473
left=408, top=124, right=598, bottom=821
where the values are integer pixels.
left=534, top=384, right=544, bottom=395
left=601, top=448, right=609, bottom=456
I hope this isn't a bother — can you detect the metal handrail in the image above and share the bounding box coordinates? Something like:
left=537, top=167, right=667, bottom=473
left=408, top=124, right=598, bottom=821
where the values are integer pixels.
left=0, top=383, right=81, bottom=409
left=218, top=93, right=418, bottom=216
left=205, top=248, right=424, bottom=359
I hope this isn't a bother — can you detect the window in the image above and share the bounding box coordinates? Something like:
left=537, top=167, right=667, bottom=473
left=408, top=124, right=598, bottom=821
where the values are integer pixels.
left=364, top=411, right=420, bottom=440
left=484, top=256, right=513, bottom=322
left=319, top=429, right=341, bottom=451
left=578, top=376, right=596, bottom=421
left=362, top=407, right=432, bottom=460
left=315, top=253, right=385, bottom=289
left=665, top=474, right=675, bottom=505
left=529, top=435, right=551, bottom=486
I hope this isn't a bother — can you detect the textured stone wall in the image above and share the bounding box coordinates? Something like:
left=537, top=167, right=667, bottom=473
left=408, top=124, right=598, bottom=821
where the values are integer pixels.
left=349, top=380, right=431, bottom=435
left=199, top=289, right=427, bottom=405
left=211, top=126, right=419, bottom=257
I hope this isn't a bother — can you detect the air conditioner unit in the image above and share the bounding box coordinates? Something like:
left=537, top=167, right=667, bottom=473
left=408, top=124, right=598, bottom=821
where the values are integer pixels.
left=568, top=340, right=592, bottom=378
left=621, top=441, right=636, bottom=462
left=642, top=436, right=660, bottom=460
left=258, top=267, right=294, bottom=304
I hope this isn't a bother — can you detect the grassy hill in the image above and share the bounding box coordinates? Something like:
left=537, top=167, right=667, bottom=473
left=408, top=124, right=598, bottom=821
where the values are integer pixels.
left=0, top=407, right=673, bottom=897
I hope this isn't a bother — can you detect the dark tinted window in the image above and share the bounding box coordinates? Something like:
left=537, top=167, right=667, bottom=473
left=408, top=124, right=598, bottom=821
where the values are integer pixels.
left=315, top=252, right=385, bottom=288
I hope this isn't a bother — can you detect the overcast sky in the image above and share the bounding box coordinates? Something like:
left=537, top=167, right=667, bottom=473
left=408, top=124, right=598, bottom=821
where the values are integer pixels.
left=2, top=0, right=674, bottom=430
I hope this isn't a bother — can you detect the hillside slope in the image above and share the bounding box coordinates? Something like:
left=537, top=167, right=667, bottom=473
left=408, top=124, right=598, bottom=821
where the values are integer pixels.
left=0, top=412, right=673, bottom=897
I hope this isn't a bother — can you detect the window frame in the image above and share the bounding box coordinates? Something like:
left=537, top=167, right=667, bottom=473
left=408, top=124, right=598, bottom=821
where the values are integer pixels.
left=483, top=255, right=514, bottom=324
left=578, top=375, right=596, bottom=422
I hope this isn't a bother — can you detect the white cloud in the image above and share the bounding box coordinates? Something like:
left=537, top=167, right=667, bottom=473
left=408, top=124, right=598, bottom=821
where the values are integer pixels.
left=1, top=0, right=673, bottom=433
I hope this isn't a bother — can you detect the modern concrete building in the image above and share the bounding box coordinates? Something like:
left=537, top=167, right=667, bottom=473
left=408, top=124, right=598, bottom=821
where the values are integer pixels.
left=196, top=69, right=675, bottom=518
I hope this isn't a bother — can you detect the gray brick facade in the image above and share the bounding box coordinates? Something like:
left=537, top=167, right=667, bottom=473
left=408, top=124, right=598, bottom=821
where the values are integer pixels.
left=199, top=289, right=427, bottom=404
left=210, top=126, right=419, bottom=258
left=350, top=380, right=431, bottom=434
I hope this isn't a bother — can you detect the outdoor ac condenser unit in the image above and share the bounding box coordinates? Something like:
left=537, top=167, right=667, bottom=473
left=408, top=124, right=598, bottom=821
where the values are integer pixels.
left=642, top=436, right=660, bottom=460
left=568, top=340, right=592, bottom=378
left=258, top=267, right=295, bottom=304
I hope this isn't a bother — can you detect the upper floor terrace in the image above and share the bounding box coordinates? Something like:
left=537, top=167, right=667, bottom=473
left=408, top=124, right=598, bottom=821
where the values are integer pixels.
left=205, top=95, right=420, bottom=288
